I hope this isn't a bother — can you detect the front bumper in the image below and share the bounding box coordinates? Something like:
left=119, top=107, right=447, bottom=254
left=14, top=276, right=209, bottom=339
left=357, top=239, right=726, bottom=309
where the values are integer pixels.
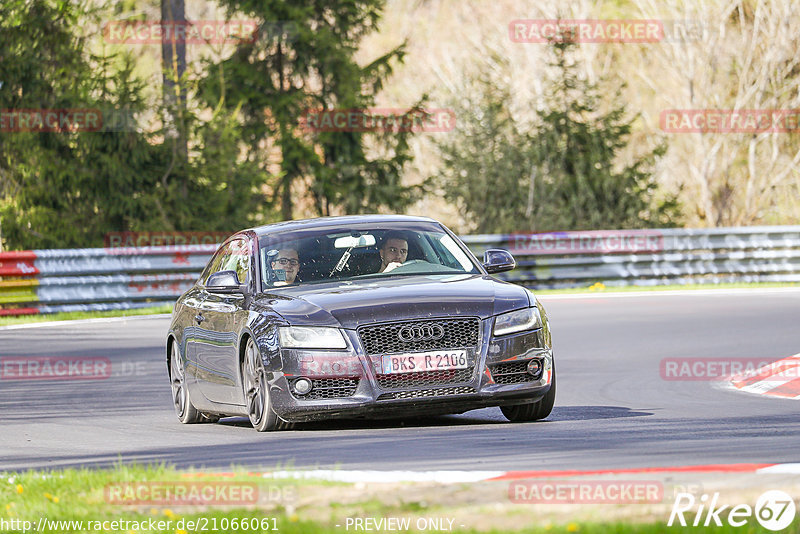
left=269, top=318, right=554, bottom=422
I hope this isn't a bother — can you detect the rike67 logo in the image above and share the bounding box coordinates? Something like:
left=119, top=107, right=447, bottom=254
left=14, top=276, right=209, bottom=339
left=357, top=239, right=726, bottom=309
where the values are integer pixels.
left=668, top=490, right=796, bottom=531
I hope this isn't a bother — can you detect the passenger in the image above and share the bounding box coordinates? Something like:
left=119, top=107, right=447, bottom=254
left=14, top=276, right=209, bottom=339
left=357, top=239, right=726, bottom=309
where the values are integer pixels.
left=271, top=248, right=300, bottom=285
left=378, top=232, right=408, bottom=273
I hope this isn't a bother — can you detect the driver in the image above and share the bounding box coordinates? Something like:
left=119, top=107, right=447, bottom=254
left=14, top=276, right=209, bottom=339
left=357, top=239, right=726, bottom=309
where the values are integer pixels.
left=271, top=248, right=300, bottom=285
left=379, top=232, right=408, bottom=273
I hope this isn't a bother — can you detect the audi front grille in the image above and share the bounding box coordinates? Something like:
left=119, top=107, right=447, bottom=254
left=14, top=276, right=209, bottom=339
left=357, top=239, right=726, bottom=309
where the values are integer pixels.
left=357, top=317, right=480, bottom=356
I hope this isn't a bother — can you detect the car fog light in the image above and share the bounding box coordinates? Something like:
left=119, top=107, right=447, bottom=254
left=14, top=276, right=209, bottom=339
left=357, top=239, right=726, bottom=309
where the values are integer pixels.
left=526, top=358, right=542, bottom=377
left=293, top=378, right=313, bottom=395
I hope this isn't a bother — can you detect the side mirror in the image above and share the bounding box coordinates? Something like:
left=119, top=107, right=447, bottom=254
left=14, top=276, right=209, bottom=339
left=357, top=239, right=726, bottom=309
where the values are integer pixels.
left=206, top=270, right=247, bottom=294
left=483, top=249, right=516, bottom=274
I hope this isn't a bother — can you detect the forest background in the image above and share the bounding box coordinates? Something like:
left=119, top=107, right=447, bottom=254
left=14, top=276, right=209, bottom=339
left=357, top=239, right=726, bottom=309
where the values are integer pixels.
left=1, top=0, right=798, bottom=250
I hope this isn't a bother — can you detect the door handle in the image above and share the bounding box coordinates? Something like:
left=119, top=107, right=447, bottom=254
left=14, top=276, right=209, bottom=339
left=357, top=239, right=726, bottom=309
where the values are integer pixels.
left=195, top=314, right=205, bottom=323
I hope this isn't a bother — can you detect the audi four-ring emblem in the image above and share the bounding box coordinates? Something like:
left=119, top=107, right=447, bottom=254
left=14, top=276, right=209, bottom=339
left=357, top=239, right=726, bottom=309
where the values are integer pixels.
left=397, top=324, right=445, bottom=342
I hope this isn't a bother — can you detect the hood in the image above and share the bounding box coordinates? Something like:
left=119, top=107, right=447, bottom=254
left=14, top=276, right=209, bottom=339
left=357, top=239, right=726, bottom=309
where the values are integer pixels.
left=258, top=274, right=529, bottom=329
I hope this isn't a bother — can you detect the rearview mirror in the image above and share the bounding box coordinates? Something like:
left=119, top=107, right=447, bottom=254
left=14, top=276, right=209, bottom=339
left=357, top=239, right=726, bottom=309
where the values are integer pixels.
left=483, top=249, right=516, bottom=274
left=334, top=234, right=376, bottom=248
left=206, top=270, right=247, bottom=294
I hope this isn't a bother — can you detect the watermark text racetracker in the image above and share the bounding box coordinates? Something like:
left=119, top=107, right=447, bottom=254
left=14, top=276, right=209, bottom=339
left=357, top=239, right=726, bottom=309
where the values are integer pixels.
left=103, top=20, right=258, bottom=44
left=510, top=229, right=664, bottom=255
left=300, top=108, right=456, bottom=133
left=0, top=109, right=101, bottom=133
left=661, top=109, right=800, bottom=133
left=0, top=517, right=278, bottom=532
left=659, top=357, right=799, bottom=381
left=510, top=19, right=663, bottom=43
left=105, top=231, right=230, bottom=248
left=509, top=19, right=704, bottom=43
left=510, top=480, right=663, bottom=504
left=105, top=482, right=264, bottom=506
left=0, top=357, right=149, bottom=381
left=0, top=108, right=138, bottom=133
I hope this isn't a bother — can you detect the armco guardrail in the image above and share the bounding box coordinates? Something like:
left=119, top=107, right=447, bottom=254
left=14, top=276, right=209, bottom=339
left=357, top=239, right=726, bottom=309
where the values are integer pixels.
left=1, top=226, right=799, bottom=316
left=462, top=226, right=800, bottom=289
left=0, top=245, right=217, bottom=316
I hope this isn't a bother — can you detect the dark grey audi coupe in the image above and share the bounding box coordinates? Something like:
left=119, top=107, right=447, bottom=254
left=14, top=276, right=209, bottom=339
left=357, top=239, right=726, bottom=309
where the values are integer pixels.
left=166, top=215, right=554, bottom=431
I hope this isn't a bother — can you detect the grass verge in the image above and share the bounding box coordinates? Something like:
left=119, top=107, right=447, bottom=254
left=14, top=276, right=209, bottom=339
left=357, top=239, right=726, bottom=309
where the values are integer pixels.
left=1, top=465, right=798, bottom=533
left=0, top=305, right=173, bottom=327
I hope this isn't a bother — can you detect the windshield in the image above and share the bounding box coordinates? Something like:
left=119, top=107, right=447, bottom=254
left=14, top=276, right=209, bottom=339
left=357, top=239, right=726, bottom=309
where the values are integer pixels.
left=258, top=222, right=481, bottom=289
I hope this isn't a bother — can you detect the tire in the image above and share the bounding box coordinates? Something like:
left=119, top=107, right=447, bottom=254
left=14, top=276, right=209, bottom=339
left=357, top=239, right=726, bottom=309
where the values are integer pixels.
left=500, top=366, right=556, bottom=423
left=170, top=338, right=204, bottom=424
left=242, top=337, right=291, bottom=431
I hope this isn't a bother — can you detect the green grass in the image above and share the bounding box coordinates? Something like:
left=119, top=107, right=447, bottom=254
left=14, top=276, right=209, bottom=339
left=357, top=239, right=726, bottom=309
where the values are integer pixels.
left=0, top=304, right=173, bottom=327
left=1, top=465, right=797, bottom=533
left=519, top=524, right=800, bottom=533
left=0, top=464, right=330, bottom=533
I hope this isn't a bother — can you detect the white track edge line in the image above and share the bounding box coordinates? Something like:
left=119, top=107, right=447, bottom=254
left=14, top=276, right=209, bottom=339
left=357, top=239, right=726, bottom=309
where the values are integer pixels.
left=0, top=314, right=172, bottom=330
left=538, top=288, right=800, bottom=300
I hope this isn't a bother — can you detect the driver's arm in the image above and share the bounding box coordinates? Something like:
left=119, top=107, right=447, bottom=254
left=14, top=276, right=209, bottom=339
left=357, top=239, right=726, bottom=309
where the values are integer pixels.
left=383, top=261, right=403, bottom=273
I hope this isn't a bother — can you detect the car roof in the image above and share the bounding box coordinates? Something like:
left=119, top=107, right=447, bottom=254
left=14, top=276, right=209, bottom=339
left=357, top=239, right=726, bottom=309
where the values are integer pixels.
left=247, top=214, right=439, bottom=238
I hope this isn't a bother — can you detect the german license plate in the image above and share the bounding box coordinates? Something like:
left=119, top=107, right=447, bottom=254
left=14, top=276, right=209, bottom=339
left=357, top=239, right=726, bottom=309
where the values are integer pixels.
left=382, top=350, right=468, bottom=374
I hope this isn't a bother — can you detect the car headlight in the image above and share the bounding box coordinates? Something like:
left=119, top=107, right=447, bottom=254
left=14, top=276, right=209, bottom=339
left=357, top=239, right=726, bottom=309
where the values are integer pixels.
left=278, top=326, right=348, bottom=349
left=493, top=307, right=541, bottom=336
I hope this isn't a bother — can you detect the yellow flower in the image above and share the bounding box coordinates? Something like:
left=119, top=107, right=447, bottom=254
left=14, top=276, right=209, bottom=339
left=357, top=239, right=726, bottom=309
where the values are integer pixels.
left=176, top=530, right=187, bottom=534
left=163, top=509, right=176, bottom=519
left=567, top=523, right=579, bottom=532
left=44, top=492, right=59, bottom=503
left=289, top=513, right=299, bottom=522
left=53, top=497, right=59, bottom=503
left=149, top=508, right=159, bottom=516
left=15, top=485, right=23, bottom=494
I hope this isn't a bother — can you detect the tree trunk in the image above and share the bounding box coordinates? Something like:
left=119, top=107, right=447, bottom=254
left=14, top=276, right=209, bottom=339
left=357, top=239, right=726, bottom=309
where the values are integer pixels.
left=161, top=0, right=188, bottom=197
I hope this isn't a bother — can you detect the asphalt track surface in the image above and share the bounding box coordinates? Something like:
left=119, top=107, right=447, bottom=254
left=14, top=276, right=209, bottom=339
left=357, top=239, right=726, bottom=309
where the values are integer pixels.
left=1, top=289, right=799, bottom=473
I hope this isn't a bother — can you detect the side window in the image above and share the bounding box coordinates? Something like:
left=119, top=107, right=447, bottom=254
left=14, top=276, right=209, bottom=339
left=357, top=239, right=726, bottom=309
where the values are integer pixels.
left=201, top=239, right=249, bottom=285
left=221, top=239, right=251, bottom=284
left=200, top=245, right=232, bottom=285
